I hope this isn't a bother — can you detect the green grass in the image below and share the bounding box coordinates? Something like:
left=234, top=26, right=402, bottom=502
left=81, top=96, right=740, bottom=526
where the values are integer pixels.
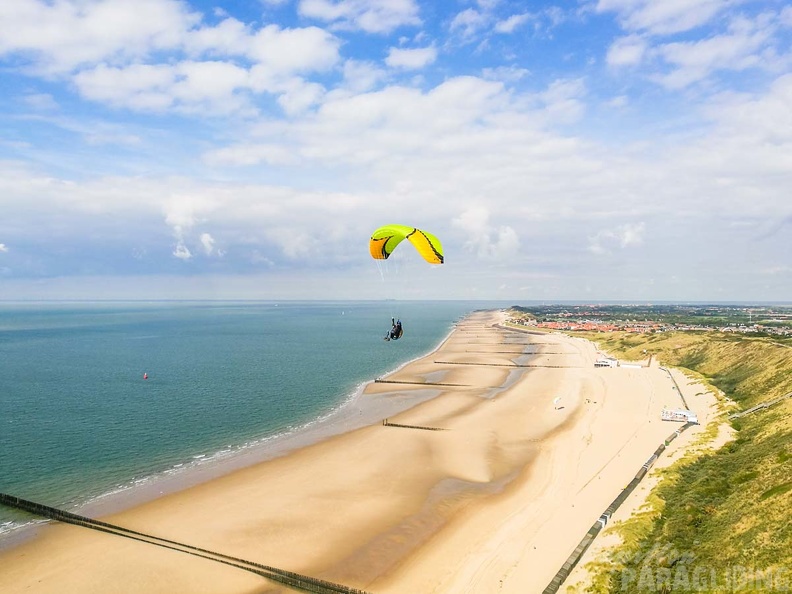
left=759, top=481, right=792, bottom=501
left=565, top=329, right=792, bottom=593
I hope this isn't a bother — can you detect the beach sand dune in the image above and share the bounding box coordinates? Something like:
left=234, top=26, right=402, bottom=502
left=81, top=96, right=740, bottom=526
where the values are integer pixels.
left=0, top=311, right=711, bottom=594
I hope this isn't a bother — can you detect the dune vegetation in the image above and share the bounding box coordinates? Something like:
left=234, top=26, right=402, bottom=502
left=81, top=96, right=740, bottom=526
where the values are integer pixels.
left=570, top=329, right=792, bottom=593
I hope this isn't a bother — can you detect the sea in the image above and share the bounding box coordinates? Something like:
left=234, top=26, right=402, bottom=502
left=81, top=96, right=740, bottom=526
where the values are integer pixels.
left=0, top=300, right=508, bottom=545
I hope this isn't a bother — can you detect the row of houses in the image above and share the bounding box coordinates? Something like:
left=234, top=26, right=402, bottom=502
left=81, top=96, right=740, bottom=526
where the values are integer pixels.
left=508, top=316, right=792, bottom=337
left=510, top=318, right=663, bottom=333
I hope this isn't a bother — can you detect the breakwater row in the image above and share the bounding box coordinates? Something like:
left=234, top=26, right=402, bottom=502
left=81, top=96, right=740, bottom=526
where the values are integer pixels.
left=0, top=493, right=369, bottom=594
left=381, top=419, right=447, bottom=431
left=434, top=360, right=579, bottom=369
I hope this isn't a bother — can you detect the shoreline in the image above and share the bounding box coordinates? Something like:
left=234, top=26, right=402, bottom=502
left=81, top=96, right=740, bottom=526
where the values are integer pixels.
left=0, top=310, right=709, bottom=593
left=0, top=321, right=462, bottom=551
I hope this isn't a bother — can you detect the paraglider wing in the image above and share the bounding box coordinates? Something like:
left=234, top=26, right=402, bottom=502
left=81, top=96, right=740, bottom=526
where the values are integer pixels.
left=369, top=224, right=444, bottom=264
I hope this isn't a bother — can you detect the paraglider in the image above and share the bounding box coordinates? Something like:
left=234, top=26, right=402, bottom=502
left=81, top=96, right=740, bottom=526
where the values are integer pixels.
left=369, top=224, right=444, bottom=264
left=370, top=225, right=443, bottom=341
left=385, top=318, right=403, bottom=341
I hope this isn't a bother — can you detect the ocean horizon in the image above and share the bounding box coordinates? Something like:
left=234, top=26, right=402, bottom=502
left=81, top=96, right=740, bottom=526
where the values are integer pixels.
left=0, top=300, right=510, bottom=543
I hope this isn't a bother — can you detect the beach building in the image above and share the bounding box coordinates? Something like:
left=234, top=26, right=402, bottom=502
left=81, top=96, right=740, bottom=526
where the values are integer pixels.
left=661, top=408, right=699, bottom=424
left=594, top=358, right=618, bottom=368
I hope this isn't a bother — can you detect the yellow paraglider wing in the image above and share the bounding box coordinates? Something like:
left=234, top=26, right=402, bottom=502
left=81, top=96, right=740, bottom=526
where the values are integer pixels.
left=369, top=224, right=444, bottom=264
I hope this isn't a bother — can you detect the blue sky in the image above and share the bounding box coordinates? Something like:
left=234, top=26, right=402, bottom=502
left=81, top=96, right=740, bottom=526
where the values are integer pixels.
left=1, top=0, right=791, bottom=301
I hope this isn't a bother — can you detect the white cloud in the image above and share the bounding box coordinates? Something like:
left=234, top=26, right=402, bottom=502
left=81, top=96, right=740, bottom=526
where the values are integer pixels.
left=200, top=232, right=216, bottom=255
left=275, top=77, right=326, bottom=115
left=184, top=16, right=251, bottom=56
left=619, top=222, right=646, bottom=246
left=603, top=9, right=787, bottom=90
left=761, top=266, right=792, bottom=275
left=73, top=61, right=253, bottom=113
left=452, top=5, right=564, bottom=40
left=671, top=74, right=792, bottom=198
left=298, top=0, right=420, bottom=33
left=72, top=56, right=332, bottom=115
left=164, top=192, right=219, bottom=261
left=203, top=143, right=298, bottom=167
left=482, top=65, right=530, bottom=82
left=706, top=74, right=792, bottom=142
left=607, top=35, right=647, bottom=67
left=596, top=0, right=733, bottom=36
left=782, top=6, right=792, bottom=28
left=589, top=222, right=646, bottom=254
left=165, top=197, right=199, bottom=232
left=2, top=4, right=342, bottom=116
left=607, top=95, right=629, bottom=108
left=73, top=63, right=179, bottom=110
left=494, top=13, right=531, bottom=34
left=261, top=76, right=513, bottom=171
left=2, top=1, right=792, bottom=300
left=0, top=243, right=8, bottom=252
left=477, top=0, right=501, bottom=11
left=450, top=8, right=488, bottom=40
left=13, top=113, right=143, bottom=147
left=385, top=46, right=437, bottom=69
left=452, top=206, right=520, bottom=260
left=651, top=14, right=774, bottom=89
left=0, top=0, right=199, bottom=74
left=173, top=242, right=192, bottom=260
left=246, top=25, right=341, bottom=74
left=340, top=59, right=387, bottom=93
left=536, top=78, right=587, bottom=124
left=174, top=60, right=251, bottom=100
left=23, top=93, right=59, bottom=111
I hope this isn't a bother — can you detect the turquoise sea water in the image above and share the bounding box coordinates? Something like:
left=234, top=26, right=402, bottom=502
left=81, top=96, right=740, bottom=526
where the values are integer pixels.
left=0, top=300, right=505, bottom=539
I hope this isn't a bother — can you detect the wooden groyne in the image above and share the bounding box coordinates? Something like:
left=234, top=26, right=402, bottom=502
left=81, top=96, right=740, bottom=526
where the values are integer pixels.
left=541, top=423, right=695, bottom=594
left=0, top=493, right=369, bottom=594
left=374, top=378, right=475, bottom=388
left=470, top=341, right=553, bottom=345
left=463, top=350, right=572, bottom=355
left=495, top=324, right=550, bottom=336
left=382, top=419, right=446, bottom=431
left=434, top=360, right=579, bottom=369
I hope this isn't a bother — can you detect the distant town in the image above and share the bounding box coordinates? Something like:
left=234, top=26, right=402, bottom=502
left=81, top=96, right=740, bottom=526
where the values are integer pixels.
left=507, top=304, right=792, bottom=338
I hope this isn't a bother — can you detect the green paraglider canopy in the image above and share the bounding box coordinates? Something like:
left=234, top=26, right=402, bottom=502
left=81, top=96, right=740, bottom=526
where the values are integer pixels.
left=369, top=224, right=444, bottom=264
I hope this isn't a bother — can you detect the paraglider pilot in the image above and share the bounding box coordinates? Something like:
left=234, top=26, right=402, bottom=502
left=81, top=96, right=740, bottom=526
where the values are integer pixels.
left=385, top=318, right=403, bottom=341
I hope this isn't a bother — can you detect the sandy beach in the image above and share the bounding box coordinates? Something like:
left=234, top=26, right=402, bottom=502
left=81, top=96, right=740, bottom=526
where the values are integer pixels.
left=0, top=310, right=715, bottom=593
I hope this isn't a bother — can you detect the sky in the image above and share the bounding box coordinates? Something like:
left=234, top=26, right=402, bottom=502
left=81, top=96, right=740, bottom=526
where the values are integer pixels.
left=1, top=0, right=791, bottom=302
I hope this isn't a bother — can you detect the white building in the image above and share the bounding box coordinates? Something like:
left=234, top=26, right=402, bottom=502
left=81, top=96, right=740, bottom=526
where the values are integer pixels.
left=661, top=408, right=699, bottom=424
left=594, top=358, right=618, bottom=368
